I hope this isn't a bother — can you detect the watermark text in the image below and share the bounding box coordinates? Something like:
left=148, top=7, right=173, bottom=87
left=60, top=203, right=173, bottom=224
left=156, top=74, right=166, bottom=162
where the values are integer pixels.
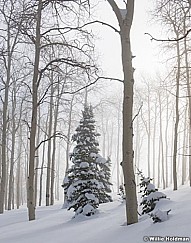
left=143, top=236, right=190, bottom=242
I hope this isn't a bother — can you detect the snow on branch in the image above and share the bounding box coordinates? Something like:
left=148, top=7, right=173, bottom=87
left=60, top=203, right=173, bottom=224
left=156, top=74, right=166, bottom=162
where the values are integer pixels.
left=120, top=9, right=127, bottom=20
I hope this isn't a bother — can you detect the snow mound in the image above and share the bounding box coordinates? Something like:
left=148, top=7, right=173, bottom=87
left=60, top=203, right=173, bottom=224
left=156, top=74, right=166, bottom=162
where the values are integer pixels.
left=1, top=186, right=191, bottom=243
left=82, top=204, right=96, bottom=216
left=150, top=209, right=171, bottom=223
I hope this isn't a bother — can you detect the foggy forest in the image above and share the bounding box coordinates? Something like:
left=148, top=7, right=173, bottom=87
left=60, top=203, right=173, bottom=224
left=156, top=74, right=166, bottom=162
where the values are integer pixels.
left=0, top=1, right=191, bottom=243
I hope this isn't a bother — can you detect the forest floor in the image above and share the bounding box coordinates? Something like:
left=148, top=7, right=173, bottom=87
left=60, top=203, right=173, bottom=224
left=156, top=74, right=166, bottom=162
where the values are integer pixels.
left=0, top=186, right=191, bottom=243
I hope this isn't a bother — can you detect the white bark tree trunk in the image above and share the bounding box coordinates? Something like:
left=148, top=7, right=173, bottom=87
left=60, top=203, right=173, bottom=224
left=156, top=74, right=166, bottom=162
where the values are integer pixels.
left=107, top=0, right=138, bottom=224
left=27, top=0, right=42, bottom=220
left=172, top=37, right=180, bottom=191
left=0, top=22, right=11, bottom=214
left=46, top=69, right=54, bottom=206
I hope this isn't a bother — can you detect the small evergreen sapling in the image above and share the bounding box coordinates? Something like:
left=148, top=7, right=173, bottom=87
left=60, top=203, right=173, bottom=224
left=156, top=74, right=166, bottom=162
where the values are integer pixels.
left=118, top=184, right=126, bottom=201
left=138, top=170, right=167, bottom=215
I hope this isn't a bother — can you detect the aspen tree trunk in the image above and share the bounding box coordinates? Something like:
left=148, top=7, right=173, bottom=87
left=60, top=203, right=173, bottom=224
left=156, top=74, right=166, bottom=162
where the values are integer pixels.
left=16, top=126, right=22, bottom=209
left=157, top=137, right=161, bottom=188
left=189, top=126, right=191, bottom=186
left=55, top=142, right=61, bottom=201
left=66, top=95, right=74, bottom=173
left=34, top=109, right=41, bottom=206
left=46, top=73, right=54, bottom=206
left=51, top=78, right=65, bottom=204
left=120, top=6, right=138, bottom=225
left=107, top=0, right=138, bottom=224
left=101, top=115, right=106, bottom=158
left=25, top=125, right=29, bottom=181
left=50, top=90, right=60, bottom=205
left=39, top=141, right=45, bottom=207
left=12, top=176, right=14, bottom=209
left=39, top=112, right=49, bottom=206
left=5, top=134, right=10, bottom=210
left=0, top=137, right=1, bottom=189
left=0, top=138, right=1, bottom=183
left=177, top=133, right=181, bottom=172
left=137, top=134, right=144, bottom=185
left=84, top=86, right=88, bottom=106
left=21, top=169, right=24, bottom=205
left=106, top=119, right=110, bottom=156
left=152, top=100, right=157, bottom=184
left=50, top=141, right=56, bottom=205
left=63, top=95, right=74, bottom=203
left=159, top=92, right=165, bottom=189
left=140, top=104, right=150, bottom=177
left=116, top=103, right=121, bottom=192
left=147, top=85, right=151, bottom=178
left=172, top=39, right=181, bottom=191
left=0, top=0, right=21, bottom=213
left=170, top=108, right=175, bottom=185
left=182, top=105, right=187, bottom=185
left=134, top=118, right=138, bottom=182
left=0, top=23, right=11, bottom=214
left=39, top=136, right=46, bottom=206
left=185, top=123, right=189, bottom=182
left=28, top=0, right=42, bottom=220
left=183, top=33, right=191, bottom=187
left=109, top=122, right=114, bottom=156
left=165, top=92, right=169, bottom=187
left=8, top=88, right=17, bottom=210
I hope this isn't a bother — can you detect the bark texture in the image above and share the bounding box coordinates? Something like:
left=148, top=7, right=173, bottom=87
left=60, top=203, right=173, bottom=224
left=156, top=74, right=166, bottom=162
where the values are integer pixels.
left=107, top=0, right=138, bottom=225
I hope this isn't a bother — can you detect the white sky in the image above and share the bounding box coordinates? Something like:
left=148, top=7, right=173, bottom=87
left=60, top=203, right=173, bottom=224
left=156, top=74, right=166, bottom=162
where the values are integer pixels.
left=93, top=0, right=166, bottom=82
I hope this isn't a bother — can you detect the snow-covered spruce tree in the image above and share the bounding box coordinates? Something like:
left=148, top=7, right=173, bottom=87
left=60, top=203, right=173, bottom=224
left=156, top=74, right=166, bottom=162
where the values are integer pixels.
left=63, top=105, right=112, bottom=216
left=92, top=155, right=112, bottom=203
left=138, top=170, right=167, bottom=215
left=118, top=184, right=126, bottom=201
left=61, top=168, right=72, bottom=209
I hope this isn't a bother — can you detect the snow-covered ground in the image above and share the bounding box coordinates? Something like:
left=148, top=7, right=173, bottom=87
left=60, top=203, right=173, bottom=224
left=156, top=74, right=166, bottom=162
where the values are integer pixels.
left=0, top=186, right=191, bottom=243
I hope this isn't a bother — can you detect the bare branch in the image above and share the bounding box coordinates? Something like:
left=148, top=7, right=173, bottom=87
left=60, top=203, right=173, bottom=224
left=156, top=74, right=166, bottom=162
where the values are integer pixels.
left=81, top=20, right=120, bottom=34
left=145, top=28, right=191, bottom=42
left=132, top=102, right=143, bottom=124
left=37, top=58, right=95, bottom=86
left=63, top=76, right=123, bottom=95
left=35, top=132, right=66, bottom=150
